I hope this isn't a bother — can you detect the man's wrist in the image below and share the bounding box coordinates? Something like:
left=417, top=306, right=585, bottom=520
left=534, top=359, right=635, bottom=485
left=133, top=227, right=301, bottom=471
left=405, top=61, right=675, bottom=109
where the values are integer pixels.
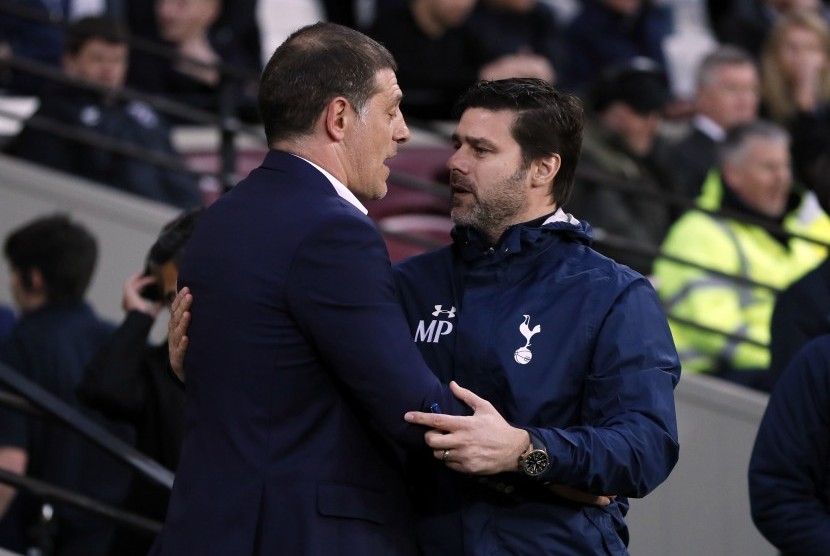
left=517, top=429, right=551, bottom=477
left=512, top=429, right=532, bottom=473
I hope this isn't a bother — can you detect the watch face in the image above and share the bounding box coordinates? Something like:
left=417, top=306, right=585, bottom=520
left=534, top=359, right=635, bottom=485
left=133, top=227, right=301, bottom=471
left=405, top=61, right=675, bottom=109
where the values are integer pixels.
left=523, top=450, right=549, bottom=476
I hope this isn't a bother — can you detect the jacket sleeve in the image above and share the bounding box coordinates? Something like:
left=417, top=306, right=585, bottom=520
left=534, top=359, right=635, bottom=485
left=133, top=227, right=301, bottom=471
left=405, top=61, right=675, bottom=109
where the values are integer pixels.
left=749, top=336, right=830, bottom=555
left=77, top=311, right=153, bottom=423
left=285, top=211, right=469, bottom=448
left=769, top=276, right=823, bottom=380
left=531, top=277, right=681, bottom=497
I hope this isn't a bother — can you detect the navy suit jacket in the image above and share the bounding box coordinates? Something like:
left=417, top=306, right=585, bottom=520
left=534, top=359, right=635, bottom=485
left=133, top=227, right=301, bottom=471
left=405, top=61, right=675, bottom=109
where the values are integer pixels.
left=150, top=151, right=465, bottom=555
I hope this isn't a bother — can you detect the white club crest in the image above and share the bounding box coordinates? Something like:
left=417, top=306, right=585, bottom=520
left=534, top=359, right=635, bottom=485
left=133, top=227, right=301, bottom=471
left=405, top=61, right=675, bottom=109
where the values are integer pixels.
left=514, top=315, right=541, bottom=365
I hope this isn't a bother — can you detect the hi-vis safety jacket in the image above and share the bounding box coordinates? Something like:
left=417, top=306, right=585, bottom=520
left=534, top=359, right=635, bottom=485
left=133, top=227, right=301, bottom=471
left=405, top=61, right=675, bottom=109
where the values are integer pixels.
left=653, top=171, right=829, bottom=375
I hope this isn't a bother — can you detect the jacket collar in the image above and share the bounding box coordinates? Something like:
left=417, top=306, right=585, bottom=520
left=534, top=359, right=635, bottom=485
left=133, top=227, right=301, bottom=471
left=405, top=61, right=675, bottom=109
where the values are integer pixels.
left=259, top=150, right=368, bottom=214
left=452, top=208, right=593, bottom=262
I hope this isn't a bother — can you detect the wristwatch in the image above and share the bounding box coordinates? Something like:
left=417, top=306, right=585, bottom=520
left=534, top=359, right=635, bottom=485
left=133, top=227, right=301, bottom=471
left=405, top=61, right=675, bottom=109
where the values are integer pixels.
left=518, top=433, right=550, bottom=477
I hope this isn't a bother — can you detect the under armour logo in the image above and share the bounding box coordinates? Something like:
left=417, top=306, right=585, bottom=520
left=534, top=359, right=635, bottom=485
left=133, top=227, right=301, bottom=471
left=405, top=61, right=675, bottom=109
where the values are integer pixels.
left=431, top=305, right=456, bottom=318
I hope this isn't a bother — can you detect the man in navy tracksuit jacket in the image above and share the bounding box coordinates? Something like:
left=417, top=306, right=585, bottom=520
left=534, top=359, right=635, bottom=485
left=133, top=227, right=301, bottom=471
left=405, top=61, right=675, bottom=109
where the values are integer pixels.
left=400, top=79, right=681, bottom=555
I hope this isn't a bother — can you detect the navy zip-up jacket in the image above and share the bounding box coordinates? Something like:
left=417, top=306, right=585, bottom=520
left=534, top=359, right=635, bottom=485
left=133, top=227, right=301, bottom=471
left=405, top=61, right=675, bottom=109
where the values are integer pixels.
left=750, top=334, right=830, bottom=555
left=394, top=211, right=681, bottom=555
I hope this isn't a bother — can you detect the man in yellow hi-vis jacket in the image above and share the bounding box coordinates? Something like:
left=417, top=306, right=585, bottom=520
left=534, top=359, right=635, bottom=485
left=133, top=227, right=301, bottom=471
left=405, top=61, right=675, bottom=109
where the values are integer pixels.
left=654, top=119, right=830, bottom=392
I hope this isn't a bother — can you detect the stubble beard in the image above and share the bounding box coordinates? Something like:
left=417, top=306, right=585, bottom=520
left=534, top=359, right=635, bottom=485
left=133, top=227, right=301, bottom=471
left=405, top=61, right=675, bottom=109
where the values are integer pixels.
left=451, top=166, right=529, bottom=242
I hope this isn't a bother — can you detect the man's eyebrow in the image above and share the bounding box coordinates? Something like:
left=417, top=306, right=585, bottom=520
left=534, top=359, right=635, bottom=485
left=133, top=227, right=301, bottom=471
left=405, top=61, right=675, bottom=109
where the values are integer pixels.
left=452, top=134, right=498, bottom=150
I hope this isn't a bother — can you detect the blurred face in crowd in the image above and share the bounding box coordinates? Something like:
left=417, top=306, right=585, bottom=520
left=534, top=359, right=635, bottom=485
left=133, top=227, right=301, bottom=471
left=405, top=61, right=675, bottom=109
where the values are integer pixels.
left=485, top=0, right=536, bottom=12
left=156, top=0, right=220, bottom=43
left=767, top=0, right=822, bottom=13
left=602, top=0, right=643, bottom=15
left=64, top=39, right=128, bottom=89
left=148, top=260, right=179, bottom=306
left=344, top=69, right=411, bottom=201
left=7, top=266, right=44, bottom=313
left=774, top=24, right=828, bottom=84
left=448, top=108, right=535, bottom=242
left=697, top=63, right=760, bottom=130
left=425, top=0, right=478, bottom=28
left=724, top=137, right=792, bottom=218
left=600, top=102, right=662, bottom=156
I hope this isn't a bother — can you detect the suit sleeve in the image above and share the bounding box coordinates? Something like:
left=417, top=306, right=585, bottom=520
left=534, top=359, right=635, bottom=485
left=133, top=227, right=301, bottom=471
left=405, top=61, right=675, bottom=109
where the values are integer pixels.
left=531, top=278, right=681, bottom=497
left=749, top=336, right=830, bottom=555
left=284, top=211, right=468, bottom=447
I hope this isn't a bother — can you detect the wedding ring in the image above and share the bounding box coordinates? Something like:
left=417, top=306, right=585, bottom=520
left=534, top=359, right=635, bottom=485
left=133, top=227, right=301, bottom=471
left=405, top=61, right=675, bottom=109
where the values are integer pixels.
left=442, top=449, right=450, bottom=462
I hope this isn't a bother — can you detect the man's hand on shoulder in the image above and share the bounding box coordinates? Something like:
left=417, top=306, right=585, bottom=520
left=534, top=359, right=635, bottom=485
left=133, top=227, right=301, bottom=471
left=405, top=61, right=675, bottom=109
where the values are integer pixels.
left=168, top=287, right=192, bottom=383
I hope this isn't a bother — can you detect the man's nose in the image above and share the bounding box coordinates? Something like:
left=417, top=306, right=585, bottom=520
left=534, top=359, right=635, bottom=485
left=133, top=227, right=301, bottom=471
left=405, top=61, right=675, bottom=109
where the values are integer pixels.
left=394, top=114, right=410, bottom=145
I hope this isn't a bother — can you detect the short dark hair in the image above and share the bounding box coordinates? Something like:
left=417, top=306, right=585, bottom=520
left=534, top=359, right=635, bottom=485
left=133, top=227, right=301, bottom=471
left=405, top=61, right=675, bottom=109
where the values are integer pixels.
left=4, top=214, right=98, bottom=304
left=66, top=16, right=129, bottom=56
left=147, top=208, right=203, bottom=268
left=591, top=57, right=669, bottom=116
left=258, top=22, right=397, bottom=145
left=453, top=78, right=584, bottom=207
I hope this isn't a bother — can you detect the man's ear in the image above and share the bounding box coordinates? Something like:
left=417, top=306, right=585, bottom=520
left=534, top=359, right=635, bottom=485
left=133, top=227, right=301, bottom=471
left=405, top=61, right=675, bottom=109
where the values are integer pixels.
left=530, top=154, right=561, bottom=189
left=26, top=268, right=45, bottom=294
left=722, top=160, right=741, bottom=191
left=324, top=97, right=351, bottom=142
left=62, top=54, right=76, bottom=76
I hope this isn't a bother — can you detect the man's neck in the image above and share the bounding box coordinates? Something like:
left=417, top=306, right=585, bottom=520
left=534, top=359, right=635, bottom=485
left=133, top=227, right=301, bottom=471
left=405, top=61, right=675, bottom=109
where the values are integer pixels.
left=482, top=204, right=558, bottom=245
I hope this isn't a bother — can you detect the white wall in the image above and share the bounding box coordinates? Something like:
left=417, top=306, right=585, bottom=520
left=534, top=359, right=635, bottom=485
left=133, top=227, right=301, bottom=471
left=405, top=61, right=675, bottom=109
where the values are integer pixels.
left=627, top=373, right=776, bottom=555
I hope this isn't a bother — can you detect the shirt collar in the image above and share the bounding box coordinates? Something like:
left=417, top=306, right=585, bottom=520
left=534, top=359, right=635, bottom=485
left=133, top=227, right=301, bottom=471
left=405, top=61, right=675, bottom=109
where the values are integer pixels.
left=693, top=114, right=726, bottom=142
left=290, top=154, right=368, bottom=215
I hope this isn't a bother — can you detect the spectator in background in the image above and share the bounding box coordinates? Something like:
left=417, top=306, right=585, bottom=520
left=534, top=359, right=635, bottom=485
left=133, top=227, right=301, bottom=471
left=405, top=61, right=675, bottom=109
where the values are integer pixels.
left=653, top=121, right=827, bottom=392
left=0, top=0, right=114, bottom=95
left=664, top=46, right=761, bottom=199
left=566, top=58, right=683, bottom=275
left=0, top=214, right=130, bottom=556
left=715, top=0, right=830, bottom=59
left=77, top=209, right=200, bottom=556
left=749, top=334, right=830, bottom=555
left=7, top=16, right=201, bottom=209
left=769, top=156, right=830, bottom=379
left=770, top=247, right=830, bottom=379
left=760, top=9, right=830, bottom=196
left=560, top=0, right=673, bottom=93
left=467, top=0, right=561, bottom=83
left=126, top=0, right=259, bottom=122
left=0, top=306, right=14, bottom=346
left=368, top=0, right=556, bottom=121
left=124, top=0, right=260, bottom=74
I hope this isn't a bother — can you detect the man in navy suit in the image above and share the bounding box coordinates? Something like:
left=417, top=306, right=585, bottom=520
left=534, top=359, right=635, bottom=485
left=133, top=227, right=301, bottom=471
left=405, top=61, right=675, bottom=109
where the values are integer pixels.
left=149, top=22, right=480, bottom=555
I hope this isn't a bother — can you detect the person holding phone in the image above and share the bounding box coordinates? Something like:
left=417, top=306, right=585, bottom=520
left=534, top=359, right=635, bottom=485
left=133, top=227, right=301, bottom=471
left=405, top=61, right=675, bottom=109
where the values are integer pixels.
left=77, top=208, right=201, bottom=556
